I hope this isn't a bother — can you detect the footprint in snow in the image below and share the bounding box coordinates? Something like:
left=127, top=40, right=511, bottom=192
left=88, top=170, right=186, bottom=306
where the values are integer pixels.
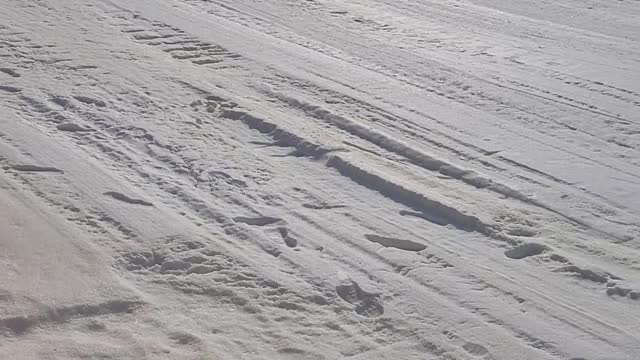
left=336, top=279, right=384, bottom=317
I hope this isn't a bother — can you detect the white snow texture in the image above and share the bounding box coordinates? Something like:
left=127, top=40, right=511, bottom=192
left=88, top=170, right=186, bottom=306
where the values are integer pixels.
left=1, top=0, right=639, bottom=359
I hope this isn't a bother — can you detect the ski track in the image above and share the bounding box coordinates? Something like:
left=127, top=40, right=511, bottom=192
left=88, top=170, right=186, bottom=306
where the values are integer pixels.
left=1, top=0, right=639, bottom=359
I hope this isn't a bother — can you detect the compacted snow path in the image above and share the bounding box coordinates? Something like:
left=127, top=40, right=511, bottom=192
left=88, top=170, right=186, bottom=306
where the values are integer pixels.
left=1, top=0, right=639, bottom=359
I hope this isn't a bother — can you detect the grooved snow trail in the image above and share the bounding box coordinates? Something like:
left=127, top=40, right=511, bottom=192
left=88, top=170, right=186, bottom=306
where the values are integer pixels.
left=1, top=0, right=639, bottom=359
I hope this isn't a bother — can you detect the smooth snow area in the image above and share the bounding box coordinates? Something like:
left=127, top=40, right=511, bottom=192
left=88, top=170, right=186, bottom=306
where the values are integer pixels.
left=1, top=0, right=639, bottom=359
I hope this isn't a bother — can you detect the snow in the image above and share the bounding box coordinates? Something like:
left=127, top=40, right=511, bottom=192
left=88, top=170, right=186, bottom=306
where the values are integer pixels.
left=1, top=0, right=639, bottom=359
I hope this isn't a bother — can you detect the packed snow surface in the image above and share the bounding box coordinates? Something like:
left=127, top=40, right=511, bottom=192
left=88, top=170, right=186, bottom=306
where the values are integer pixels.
left=1, top=0, right=639, bottom=359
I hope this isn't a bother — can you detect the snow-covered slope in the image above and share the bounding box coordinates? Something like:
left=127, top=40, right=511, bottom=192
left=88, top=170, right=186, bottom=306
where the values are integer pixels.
left=1, top=0, right=639, bottom=359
